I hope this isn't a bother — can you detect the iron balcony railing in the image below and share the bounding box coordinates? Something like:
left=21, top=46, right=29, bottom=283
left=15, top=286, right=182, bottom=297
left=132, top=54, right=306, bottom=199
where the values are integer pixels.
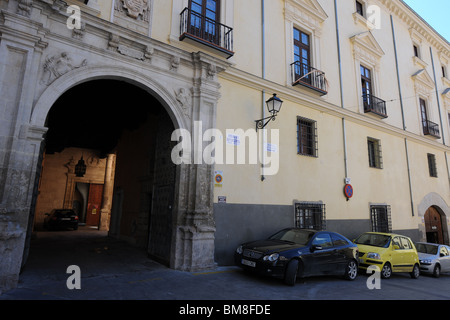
left=291, top=61, right=328, bottom=95
left=362, top=93, right=388, bottom=118
left=180, top=7, right=234, bottom=58
left=422, top=120, right=441, bottom=138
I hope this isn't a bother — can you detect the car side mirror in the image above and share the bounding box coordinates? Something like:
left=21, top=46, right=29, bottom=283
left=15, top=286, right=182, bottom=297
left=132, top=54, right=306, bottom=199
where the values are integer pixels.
left=393, top=245, right=400, bottom=250
left=311, top=245, right=323, bottom=252
left=440, top=253, right=445, bottom=257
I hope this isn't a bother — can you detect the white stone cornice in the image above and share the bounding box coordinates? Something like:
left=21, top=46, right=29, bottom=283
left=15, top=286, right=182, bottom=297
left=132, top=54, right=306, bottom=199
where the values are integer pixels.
left=286, top=0, right=328, bottom=22
left=441, top=76, right=450, bottom=89
left=350, top=31, right=384, bottom=71
left=412, top=69, right=435, bottom=95
left=285, top=0, right=327, bottom=33
left=442, top=88, right=450, bottom=108
left=379, top=0, right=450, bottom=56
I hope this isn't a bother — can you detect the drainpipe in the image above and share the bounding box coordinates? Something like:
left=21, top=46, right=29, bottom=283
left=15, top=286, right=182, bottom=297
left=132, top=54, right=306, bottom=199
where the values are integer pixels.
left=261, top=0, right=266, bottom=181
left=429, top=47, right=446, bottom=146
left=404, top=138, right=415, bottom=217
left=390, top=15, right=406, bottom=131
left=110, top=0, right=115, bottom=22
left=334, top=0, right=344, bottom=110
left=333, top=0, right=348, bottom=181
left=391, top=15, right=415, bottom=217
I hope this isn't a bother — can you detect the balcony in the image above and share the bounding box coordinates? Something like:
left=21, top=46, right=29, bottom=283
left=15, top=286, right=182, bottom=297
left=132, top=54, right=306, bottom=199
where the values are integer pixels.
left=422, top=120, right=441, bottom=138
left=291, top=62, right=328, bottom=95
left=362, top=93, right=388, bottom=118
left=180, top=7, right=234, bottom=59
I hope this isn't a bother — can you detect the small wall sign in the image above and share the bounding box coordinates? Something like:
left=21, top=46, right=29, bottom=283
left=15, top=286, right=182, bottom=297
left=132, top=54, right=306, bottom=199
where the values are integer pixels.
left=214, top=170, right=223, bottom=187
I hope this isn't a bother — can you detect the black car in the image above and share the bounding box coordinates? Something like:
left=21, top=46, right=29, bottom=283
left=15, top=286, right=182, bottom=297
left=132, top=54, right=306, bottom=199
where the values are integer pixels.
left=234, top=228, right=359, bottom=285
left=44, top=209, right=79, bottom=230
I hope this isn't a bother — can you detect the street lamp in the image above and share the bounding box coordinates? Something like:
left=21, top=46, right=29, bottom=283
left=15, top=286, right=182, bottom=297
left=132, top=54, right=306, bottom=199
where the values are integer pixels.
left=255, top=94, right=283, bottom=131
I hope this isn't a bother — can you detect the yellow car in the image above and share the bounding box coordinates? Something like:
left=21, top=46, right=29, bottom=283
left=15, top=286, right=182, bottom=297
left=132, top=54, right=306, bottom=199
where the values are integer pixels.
left=354, top=232, right=420, bottom=279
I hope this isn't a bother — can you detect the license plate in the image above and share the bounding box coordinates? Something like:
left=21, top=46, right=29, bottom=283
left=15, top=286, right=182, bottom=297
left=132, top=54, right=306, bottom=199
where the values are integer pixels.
left=61, top=218, right=71, bottom=221
left=241, top=259, right=256, bottom=267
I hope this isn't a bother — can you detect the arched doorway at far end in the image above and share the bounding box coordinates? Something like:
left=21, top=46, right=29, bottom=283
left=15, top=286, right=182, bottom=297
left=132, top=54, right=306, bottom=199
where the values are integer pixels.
left=31, top=78, right=178, bottom=267
left=424, top=206, right=447, bottom=244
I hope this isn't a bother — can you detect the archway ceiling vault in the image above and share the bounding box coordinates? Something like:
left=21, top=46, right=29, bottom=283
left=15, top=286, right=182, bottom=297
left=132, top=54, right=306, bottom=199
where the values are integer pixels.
left=45, top=80, right=162, bottom=157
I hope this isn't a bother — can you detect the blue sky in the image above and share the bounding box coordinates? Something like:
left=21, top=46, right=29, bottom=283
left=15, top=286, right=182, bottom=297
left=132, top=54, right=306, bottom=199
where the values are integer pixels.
left=402, top=0, right=450, bottom=42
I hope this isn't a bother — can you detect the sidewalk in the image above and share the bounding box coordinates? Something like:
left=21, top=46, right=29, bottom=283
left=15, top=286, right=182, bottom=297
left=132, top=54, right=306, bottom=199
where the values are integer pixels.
left=3, top=226, right=448, bottom=303
left=0, top=226, right=251, bottom=300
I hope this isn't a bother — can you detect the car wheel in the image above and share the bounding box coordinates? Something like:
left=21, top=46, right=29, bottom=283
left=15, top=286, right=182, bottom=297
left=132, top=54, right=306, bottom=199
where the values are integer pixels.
left=344, top=260, right=358, bottom=280
left=381, top=262, right=392, bottom=279
left=410, top=264, right=420, bottom=279
left=284, top=260, right=299, bottom=286
left=433, top=264, right=440, bottom=278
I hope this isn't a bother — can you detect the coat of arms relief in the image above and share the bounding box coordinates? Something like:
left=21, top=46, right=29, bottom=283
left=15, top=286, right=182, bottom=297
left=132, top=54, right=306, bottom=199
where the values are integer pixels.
left=116, top=0, right=149, bottom=20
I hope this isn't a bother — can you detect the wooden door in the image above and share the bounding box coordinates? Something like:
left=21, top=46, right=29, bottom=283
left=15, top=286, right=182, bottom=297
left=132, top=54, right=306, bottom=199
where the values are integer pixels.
left=86, top=184, right=104, bottom=227
left=147, top=113, right=176, bottom=265
left=361, top=65, right=372, bottom=109
left=425, top=207, right=444, bottom=244
left=293, top=28, right=311, bottom=84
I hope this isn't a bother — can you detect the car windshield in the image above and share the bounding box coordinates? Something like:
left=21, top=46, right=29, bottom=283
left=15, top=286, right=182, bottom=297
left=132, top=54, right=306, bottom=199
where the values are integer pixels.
left=415, top=243, right=438, bottom=255
left=355, top=233, right=391, bottom=248
left=268, top=229, right=315, bottom=245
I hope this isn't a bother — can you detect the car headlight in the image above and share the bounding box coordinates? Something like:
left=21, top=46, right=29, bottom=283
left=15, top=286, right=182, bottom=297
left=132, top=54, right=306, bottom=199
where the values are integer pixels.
left=420, top=259, right=432, bottom=265
left=236, top=246, right=243, bottom=254
left=263, top=253, right=279, bottom=262
left=367, top=252, right=381, bottom=260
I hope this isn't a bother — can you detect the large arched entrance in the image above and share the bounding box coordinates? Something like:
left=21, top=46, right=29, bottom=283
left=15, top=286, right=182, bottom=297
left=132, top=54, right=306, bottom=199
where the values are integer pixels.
left=31, top=78, right=178, bottom=266
left=1, top=47, right=225, bottom=292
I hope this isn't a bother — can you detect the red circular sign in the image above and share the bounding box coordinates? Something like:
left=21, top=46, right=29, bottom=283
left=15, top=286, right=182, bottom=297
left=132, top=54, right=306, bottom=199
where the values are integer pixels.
left=215, top=174, right=223, bottom=184
left=344, top=184, right=354, bottom=198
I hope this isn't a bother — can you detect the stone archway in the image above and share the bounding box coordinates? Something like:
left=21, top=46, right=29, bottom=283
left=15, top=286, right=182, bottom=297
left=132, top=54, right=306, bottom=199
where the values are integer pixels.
left=27, top=63, right=222, bottom=272
left=30, top=65, right=188, bottom=130
left=0, top=28, right=228, bottom=292
left=30, top=67, right=216, bottom=268
left=418, top=193, right=450, bottom=245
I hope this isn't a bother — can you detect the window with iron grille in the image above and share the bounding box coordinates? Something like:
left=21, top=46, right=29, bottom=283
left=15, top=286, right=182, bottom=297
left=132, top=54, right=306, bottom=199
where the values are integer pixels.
left=367, top=137, right=382, bottom=169
left=295, top=202, right=326, bottom=230
left=370, top=205, right=391, bottom=233
left=427, top=153, right=438, bottom=178
left=297, top=117, right=318, bottom=157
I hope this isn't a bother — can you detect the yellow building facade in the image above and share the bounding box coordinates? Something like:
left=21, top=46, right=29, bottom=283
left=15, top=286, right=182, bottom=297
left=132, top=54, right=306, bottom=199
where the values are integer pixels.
left=149, top=0, right=449, bottom=265
left=211, top=0, right=449, bottom=265
left=0, top=0, right=449, bottom=291
left=75, top=0, right=450, bottom=264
